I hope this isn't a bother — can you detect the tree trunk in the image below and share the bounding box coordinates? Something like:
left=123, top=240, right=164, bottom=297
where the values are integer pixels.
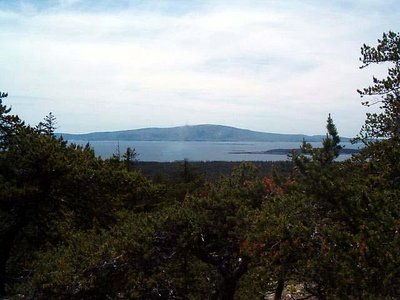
left=218, top=276, right=238, bottom=300
left=217, top=258, right=249, bottom=300
left=274, top=278, right=285, bottom=300
left=0, top=222, right=22, bottom=296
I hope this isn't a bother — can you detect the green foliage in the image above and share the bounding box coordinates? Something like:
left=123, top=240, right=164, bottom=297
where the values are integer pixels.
left=26, top=163, right=268, bottom=299
left=251, top=44, right=400, bottom=298
left=37, top=112, right=57, bottom=136
left=293, top=114, right=342, bottom=170
left=123, top=146, right=137, bottom=171
left=250, top=116, right=346, bottom=298
left=358, top=31, right=400, bottom=140
left=145, top=163, right=271, bottom=299
left=0, top=92, right=24, bottom=150
left=251, top=103, right=400, bottom=299
left=32, top=214, right=161, bottom=299
left=0, top=96, right=164, bottom=297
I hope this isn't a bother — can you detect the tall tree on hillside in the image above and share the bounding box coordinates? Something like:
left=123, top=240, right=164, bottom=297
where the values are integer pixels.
left=0, top=92, right=24, bottom=150
left=252, top=115, right=345, bottom=299
left=37, top=112, right=57, bottom=136
left=123, top=147, right=137, bottom=171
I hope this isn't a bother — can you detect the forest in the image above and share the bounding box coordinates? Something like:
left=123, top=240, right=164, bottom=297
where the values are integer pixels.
left=0, top=31, right=399, bottom=299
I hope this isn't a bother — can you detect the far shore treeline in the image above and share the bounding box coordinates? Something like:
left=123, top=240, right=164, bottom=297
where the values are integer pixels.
left=1, top=31, right=400, bottom=299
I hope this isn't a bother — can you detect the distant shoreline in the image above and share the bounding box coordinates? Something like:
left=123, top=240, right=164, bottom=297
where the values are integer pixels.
left=65, top=140, right=360, bottom=161
left=57, top=124, right=351, bottom=143
left=229, top=148, right=360, bottom=155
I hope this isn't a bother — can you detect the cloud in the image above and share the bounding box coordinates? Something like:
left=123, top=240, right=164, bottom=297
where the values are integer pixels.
left=0, top=0, right=398, bottom=135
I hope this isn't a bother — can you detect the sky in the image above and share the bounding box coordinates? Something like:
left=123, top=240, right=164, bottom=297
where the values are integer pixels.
left=0, top=0, right=398, bottom=136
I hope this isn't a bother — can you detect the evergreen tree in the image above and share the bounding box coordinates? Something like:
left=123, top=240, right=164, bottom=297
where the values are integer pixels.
left=0, top=92, right=24, bottom=150
left=123, top=147, right=137, bottom=171
left=357, top=31, right=400, bottom=140
left=37, top=112, right=57, bottom=136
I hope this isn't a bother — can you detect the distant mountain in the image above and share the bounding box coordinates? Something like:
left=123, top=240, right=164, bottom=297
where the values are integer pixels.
left=57, top=124, right=350, bottom=142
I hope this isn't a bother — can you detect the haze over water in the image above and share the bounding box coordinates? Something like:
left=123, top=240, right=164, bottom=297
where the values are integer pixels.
left=71, top=140, right=360, bottom=162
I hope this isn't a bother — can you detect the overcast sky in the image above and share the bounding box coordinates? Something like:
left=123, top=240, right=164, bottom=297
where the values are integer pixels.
left=0, top=0, right=398, bottom=136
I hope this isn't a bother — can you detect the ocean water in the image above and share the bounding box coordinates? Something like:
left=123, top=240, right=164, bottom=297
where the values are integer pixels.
left=69, top=140, right=361, bottom=162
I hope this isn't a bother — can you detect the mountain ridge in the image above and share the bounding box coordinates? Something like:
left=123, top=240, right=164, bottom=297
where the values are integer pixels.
left=57, top=124, right=350, bottom=142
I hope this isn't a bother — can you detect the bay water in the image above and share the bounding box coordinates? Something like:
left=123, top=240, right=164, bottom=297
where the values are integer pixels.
left=69, top=140, right=360, bottom=162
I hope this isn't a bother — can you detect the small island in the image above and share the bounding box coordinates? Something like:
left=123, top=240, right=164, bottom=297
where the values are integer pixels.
left=229, top=148, right=360, bottom=155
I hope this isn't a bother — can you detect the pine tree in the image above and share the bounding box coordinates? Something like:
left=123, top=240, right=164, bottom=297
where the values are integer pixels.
left=0, top=92, right=24, bottom=150
left=123, top=147, right=137, bottom=171
left=357, top=31, right=400, bottom=140
left=37, top=112, right=57, bottom=136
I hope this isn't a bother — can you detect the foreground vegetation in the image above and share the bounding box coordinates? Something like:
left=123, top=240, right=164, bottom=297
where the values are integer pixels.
left=1, top=32, right=399, bottom=299
left=135, top=160, right=293, bottom=182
